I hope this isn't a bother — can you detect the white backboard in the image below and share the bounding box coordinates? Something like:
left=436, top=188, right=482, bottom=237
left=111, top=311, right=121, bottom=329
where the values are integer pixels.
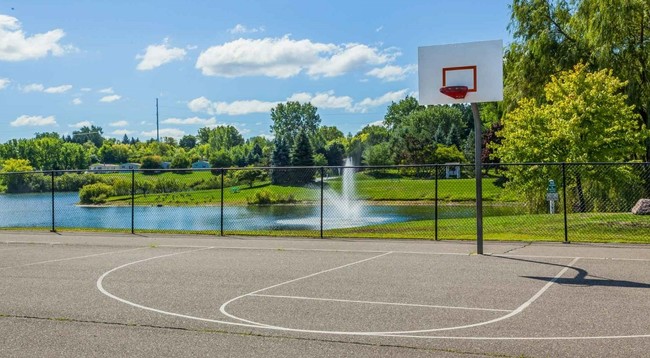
left=418, top=40, right=503, bottom=105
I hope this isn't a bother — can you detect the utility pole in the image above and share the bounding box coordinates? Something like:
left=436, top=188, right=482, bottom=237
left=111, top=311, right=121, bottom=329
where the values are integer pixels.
left=156, top=98, right=160, bottom=142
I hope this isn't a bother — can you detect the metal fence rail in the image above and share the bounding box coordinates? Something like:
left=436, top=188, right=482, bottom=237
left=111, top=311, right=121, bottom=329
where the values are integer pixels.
left=0, top=162, right=648, bottom=243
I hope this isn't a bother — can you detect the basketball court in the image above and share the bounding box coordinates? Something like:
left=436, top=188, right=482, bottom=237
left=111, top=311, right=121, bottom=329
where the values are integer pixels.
left=2, top=231, right=650, bottom=357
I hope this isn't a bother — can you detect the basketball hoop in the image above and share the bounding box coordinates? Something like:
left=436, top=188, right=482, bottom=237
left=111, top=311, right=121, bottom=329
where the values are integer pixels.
left=440, top=86, right=469, bottom=99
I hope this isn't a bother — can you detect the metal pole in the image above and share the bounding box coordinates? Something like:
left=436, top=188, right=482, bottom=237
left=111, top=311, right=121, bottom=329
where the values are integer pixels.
left=156, top=98, right=160, bottom=142
left=220, top=169, right=224, bottom=236
left=471, top=103, right=483, bottom=254
left=562, top=163, right=568, bottom=243
left=434, top=165, right=438, bottom=241
left=320, top=167, right=324, bottom=239
left=50, top=171, right=55, bottom=232
left=131, top=169, right=135, bottom=234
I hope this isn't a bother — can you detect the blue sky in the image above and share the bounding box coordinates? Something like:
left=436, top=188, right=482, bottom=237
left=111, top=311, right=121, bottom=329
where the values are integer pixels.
left=0, top=0, right=512, bottom=142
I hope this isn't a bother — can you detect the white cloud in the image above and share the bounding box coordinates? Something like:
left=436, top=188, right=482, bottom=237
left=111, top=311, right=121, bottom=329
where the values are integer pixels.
left=136, top=38, right=186, bottom=70
left=188, top=96, right=277, bottom=115
left=367, top=120, right=385, bottom=127
left=195, top=36, right=396, bottom=78
left=72, top=98, right=82, bottom=105
left=141, top=128, right=185, bottom=139
left=162, top=116, right=217, bottom=125
left=0, top=78, right=9, bottom=89
left=228, top=24, right=265, bottom=34
left=80, top=87, right=92, bottom=92
left=100, top=94, right=121, bottom=103
left=354, top=89, right=409, bottom=113
left=43, top=84, right=72, bottom=93
left=109, top=120, right=128, bottom=127
left=22, top=83, right=72, bottom=93
left=111, top=129, right=134, bottom=136
left=0, top=15, right=72, bottom=61
left=21, top=83, right=44, bottom=92
left=376, top=26, right=383, bottom=32
left=258, top=133, right=275, bottom=140
left=68, top=120, right=92, bottom=128
left=98, top=87, right=113, bottom=94
left=366, top=64, right=416, bottom=82
left=287, top=91, right=354, bottom=110
left=10, top=115, right=57, bottom=127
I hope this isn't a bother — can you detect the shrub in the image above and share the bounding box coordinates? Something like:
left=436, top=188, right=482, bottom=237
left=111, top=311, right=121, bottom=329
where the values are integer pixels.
left=246, top=190, right=296, bottom=205
left=79, top=183, right=114, bottom=204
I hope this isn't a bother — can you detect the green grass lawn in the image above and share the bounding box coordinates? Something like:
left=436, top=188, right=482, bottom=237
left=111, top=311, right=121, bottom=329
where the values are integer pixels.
left=4, top=212, right=647, bottom=244
left=106, top=176, right=513, bottom=206
left=229, top=212, right=650, bottom=244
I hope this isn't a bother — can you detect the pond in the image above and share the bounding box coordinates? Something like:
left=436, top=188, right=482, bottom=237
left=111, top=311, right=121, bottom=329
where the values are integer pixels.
left=0, top=192, right=523, bottom=232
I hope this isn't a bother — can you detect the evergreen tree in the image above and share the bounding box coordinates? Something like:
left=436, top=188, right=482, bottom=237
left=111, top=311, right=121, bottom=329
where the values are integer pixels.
left=271, top=137, right=291, bottom=185
left=122, top=134, right=130, bottom=144
left=445, top=123, right=461, bottom=147
left=290, top=130, right=315, bottom=185
left=463, top=130, right=475, bottom=163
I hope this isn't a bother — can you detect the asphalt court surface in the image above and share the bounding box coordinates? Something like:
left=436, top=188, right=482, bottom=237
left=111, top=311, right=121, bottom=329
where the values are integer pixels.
left=1, top=231, right=650, bottom=357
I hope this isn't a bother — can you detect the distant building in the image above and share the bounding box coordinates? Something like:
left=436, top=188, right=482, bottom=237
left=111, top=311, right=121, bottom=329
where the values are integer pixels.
left=88, top=164, right=119, bottom=173
left=161, top=161, right=171, bottom=169
left=445, top=163, right=461, bottom=179
left=191, top=160, right=211, bottom=169
left=119, top=163, right=141, bottom=171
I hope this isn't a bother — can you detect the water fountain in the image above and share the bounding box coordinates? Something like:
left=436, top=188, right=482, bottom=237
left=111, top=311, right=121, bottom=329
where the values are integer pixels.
left=275, top=158, right=390, bottom=229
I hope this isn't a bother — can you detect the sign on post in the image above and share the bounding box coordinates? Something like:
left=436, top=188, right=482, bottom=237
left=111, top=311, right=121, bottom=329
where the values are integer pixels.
left=546, top=179, right=559, bottom=213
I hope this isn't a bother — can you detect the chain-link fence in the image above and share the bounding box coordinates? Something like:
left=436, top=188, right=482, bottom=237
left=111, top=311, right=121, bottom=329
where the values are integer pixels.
left=0, top=163, right=648, bottom=243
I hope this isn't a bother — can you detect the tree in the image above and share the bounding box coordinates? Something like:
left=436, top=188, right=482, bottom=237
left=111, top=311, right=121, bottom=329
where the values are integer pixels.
left=390, top=105, right=465, bottom=164
left=325, top=140, right=345, bottom=166
left=141, top=155, right=163, bottom=172
left=0, top=158, right=34, bottom=193
left=271, top=137, right=291, bottom=185
left=494, top=64, right=648, bottom=211
left=170, top=152, right=191, bottom=172
left=71, top=125, right=105, bottom=147
left=235, top=168, right=265, bottom=188
left=209, top=149, right=233, bottom=168
left=384, top=96, right=423, bottom=130
left=289, top=130, right=315, bottom=185
left=122, top=134, right=130, bottom=144
left=179, top=135, right=197, bottom=150
left=290, top=130, right=314, bottom=167
left=318, top=126, right=344, bottom=142
left=432, top=145, right=466, bottom=164
left=507, top=0, right=650, bottom=159
left=270, top=102, right=321, bottom=148
left=362, top=143, right=393, bottom=166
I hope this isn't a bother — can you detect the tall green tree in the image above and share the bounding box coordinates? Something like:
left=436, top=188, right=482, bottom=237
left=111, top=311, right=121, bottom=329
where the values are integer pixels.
left=270, top=102, right=321, bottom=148
left=71, top=125, right=105, bottom=147
left=507, top=0, right=650, bottom=159
left=494, top=64, right=648, bottom=211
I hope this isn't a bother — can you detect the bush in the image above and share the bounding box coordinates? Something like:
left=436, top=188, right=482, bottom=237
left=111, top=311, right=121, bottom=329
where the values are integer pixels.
left=79, top=183, right=114, bottom=204
left=246, top=190, right=296, bottom=205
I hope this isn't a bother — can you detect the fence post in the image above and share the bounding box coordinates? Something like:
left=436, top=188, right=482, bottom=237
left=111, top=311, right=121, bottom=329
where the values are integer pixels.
left=50, top=171, right=56, bottom=232
left=320, top=167, right=324, bottom=239
left=434, top=165, right=438, bottom=241
left=562, top=163, right=568, bottom=243
left=131, top=169, right=135, bottom=234
left=220, top=168, right=224, bottom=236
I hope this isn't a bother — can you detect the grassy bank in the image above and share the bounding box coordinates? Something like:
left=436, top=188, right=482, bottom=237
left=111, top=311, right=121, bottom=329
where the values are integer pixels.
left=106, top=177, right=512, bottom=206
left=3, top=212, right=648, bottom=244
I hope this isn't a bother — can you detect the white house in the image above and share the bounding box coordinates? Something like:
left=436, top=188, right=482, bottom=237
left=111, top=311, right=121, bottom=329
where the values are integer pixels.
left=191, top=160, right=211, bottom=169
left=88, top=164, right=119, bottom=173
left=120, top=163, right=141, bottom=171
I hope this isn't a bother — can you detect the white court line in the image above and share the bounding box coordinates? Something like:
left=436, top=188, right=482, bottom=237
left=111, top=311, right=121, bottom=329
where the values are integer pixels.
left=0, top=247, right=146, bottom=270
left=250, top=294, right=511, bottom=313
left=218, top=251, right=394, bottom=327
left=97, top=251, right=650, bottom=339
left=218, top=257, right=582, bottom=335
